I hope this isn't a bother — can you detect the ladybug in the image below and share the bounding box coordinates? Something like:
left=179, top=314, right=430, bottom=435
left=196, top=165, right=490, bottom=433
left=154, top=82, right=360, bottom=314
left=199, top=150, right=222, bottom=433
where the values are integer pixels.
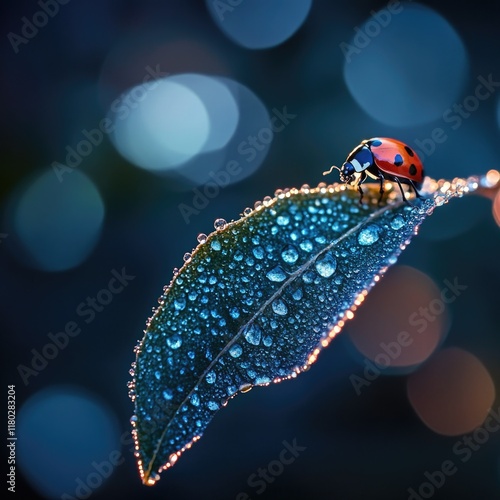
left=324, top=138, right=425, bottom=204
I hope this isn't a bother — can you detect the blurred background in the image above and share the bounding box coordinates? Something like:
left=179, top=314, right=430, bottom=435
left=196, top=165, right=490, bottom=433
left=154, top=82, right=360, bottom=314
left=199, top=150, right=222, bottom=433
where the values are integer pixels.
left=2, top=1, right=500, bottom=498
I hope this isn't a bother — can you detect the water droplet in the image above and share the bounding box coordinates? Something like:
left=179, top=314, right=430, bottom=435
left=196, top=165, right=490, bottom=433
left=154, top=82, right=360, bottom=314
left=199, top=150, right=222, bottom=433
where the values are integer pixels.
left=435, top=195, right=445, bottom=207
left=277, top=214, right=290, bottom=226
left=155, top=370, right=161, bottom=381
left=206, top=371, right=216, bottom=384
left=233, top=250, right=243, bottom=261
left=292, top=288, right=303, bottom=301
left=190, top=394, right=200, bottom=406
left=207, top=401, right=219, bottom=411
left=255, top=376, right=271, bottom=385
left=214, top=218, right=227, bottom=230
left=174, top=298, right=186, bottom=311
left=167, top=335, right=182, bottom=349
left=272, top=299, right=288, bottom=316
left=263, top=335, right=273, bottom=347
left=315, top=254, right=337, bottom=278
left=390, top=216, right=405, bottom=230
left=281, top=245, right=299, bottom=264
left=229, top=344, right=243, bottom=358
left=211, top=240, right=221, bottom=251
left=266, top=266, right=287, bottom=282
left=183, top=252, right=192, bottom=262
left=300, top=240, right=313, bottom=252
left=243, top=207, right=252, bottom=216
left=302, top=271, right=315, bottom=284
left=227, top=385, right=238, bottom=396
left=253, top=246, right=265, bottom=259
left=358, top=225, right=380, bottom=246
left=163, top=389, right=173, bottom=400
left=243, top=323, right=262, bottom=345
left=230, top=307, right=240, bottom=319
left=197, top=233, right=207, bottom=244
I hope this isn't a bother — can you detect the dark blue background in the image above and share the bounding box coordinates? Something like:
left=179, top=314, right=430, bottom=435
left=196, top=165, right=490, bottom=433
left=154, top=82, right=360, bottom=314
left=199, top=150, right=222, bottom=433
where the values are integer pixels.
left=2, top=1, right=500, bottom=499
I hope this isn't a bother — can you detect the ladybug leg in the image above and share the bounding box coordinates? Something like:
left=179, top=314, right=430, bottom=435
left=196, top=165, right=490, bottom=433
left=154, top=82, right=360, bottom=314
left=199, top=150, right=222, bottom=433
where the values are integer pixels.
left=377, top=173, right=385, bottom=205
left=393, top=176, right=412, bottom=206
left=357, top=184, right=364, bottom=203
left=408, top=180, right=423, bottom=199
left=356, top=171, right=367, bottom=203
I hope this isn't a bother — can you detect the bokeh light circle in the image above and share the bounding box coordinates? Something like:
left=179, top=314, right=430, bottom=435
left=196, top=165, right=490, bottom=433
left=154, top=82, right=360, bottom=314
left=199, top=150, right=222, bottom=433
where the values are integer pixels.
left=407, top=347, right=495, bottom=436
left=109, top=77, right=210, bottom=171
left=109, top=74, right=241, bottom=174
left=343, top=3, right=468, bottom=126
left=206, top=0, right=312, bottom=50
left=12, top=169, right=104, bottom=272
left=173, top=74, right=239, bottom=153
left=17, top=386, right=120, bottom=499
left=348, top=266, right=448, bottom=370
left=169, top=77, right=273, bottom=187
left=494, top=189, right=500, bottom=227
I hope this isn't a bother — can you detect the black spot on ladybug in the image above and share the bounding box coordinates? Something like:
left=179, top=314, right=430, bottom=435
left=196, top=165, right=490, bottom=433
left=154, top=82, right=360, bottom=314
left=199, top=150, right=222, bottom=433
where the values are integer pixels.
left=409, top=164, right=417, bottom=176
left=371, top=139, right=382, bottom=147
left=405, top=146, right=414, bottom=157
left=394, top=154, right=403, bottom=166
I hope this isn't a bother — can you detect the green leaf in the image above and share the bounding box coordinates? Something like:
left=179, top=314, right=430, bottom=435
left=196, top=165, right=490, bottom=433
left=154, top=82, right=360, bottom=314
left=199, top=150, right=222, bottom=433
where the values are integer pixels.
left=129, top=175, right=495, bottom=485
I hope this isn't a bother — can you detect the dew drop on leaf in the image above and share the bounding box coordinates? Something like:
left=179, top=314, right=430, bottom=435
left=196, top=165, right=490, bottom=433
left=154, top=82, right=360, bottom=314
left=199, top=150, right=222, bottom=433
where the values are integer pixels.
left=214, top=218, right=227, bottom=230
left=390, top=216, right=405, bottom=230
left=174, top=298, right=186, bottom=311
left=281, top=245, right=299, bottom=264
left=207, top=401, right=219, bottom=411
left=272, top=299, right=288, bottom=316
left=300, top=240, right=313, bottom=252
left=358, top=225, right=381, bottom=245
left=167, top=335, right=182, bottom=349
left=243, top=323, right=262, bottom=345
left=266, top=266, right=287, bottom=282
left=315, top=253, right=337, bottom=277
left=229, top=344, right=243, bottom=358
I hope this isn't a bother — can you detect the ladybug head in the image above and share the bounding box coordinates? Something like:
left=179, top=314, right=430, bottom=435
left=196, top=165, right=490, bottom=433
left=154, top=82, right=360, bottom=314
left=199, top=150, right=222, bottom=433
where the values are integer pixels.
left=340, top=162, right=355, bottom=184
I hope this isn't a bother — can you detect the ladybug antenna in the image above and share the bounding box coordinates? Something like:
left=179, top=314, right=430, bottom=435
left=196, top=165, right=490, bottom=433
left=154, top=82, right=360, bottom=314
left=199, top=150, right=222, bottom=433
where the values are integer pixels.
left=323, top=165, right=341, bottom=176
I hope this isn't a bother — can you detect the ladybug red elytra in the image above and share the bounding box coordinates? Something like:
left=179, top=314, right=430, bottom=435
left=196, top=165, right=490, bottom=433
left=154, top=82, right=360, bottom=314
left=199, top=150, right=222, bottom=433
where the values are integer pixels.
left=324, top=138, right=425, bottom=204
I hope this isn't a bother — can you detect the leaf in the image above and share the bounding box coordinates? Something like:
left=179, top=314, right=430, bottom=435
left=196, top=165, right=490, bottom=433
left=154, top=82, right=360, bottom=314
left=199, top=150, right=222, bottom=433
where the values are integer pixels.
left=129, top=174, right=497, bottom=485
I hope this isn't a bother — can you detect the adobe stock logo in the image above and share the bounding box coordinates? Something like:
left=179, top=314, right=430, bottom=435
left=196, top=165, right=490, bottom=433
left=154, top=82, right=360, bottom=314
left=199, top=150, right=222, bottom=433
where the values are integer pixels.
left=340, top=0, right=405, bottom=63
